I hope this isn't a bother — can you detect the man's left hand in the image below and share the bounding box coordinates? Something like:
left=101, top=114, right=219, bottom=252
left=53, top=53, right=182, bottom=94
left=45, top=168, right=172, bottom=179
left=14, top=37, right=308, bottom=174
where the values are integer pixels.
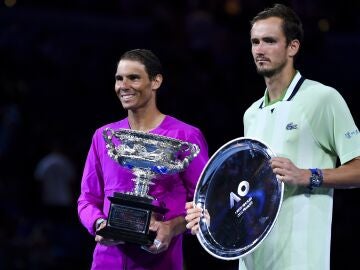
left=142, top=215, right=186, bottom=254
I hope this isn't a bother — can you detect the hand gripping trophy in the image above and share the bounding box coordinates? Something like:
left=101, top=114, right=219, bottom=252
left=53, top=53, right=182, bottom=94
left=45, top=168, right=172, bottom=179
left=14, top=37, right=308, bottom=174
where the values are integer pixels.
left=96, top=127, right=200, bottom=245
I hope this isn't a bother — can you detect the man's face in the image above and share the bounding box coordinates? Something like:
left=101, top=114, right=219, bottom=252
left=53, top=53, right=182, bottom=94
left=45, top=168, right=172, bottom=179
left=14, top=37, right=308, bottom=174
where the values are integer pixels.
left=250, top=17, right=290, bottom=77
left=114, top=59, right=156, bottom=111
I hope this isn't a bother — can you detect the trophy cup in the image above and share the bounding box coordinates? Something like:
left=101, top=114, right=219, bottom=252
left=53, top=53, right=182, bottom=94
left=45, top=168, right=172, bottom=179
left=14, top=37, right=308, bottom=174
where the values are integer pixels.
left=96, top=128, right=200, bottom=245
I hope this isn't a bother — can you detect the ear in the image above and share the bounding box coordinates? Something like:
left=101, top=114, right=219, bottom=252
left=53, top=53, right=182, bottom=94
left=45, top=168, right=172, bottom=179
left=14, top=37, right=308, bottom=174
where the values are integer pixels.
left=288, top=39, right=300, bottom=58
left=152, top=74, right=163, bottom=90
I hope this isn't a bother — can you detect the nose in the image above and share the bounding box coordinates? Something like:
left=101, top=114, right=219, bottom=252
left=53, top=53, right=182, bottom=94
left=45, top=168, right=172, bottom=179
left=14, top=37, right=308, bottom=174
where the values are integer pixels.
left=253, top=42, right=264, bottom=55
left=116, top=78, right=129, bottom=90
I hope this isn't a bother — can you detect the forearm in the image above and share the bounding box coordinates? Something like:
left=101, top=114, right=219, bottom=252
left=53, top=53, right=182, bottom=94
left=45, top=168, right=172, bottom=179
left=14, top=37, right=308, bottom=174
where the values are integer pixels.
left=78, top=195, right=105, bottom=235
left=271, top=156, right=360, bottom=189
left=322, top=158, right=360, bottom=188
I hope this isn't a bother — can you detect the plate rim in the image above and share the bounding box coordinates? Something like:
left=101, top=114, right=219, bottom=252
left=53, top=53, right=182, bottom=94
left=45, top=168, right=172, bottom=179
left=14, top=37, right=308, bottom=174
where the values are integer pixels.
left=193, top=136, right=284, bottom=260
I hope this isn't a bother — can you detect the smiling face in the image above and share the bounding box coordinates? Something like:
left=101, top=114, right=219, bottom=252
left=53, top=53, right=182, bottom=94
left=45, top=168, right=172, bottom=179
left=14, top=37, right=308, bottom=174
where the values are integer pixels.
left=250, top=17, right=296, bottom=78
left=114, top=59, right=162, bottom=112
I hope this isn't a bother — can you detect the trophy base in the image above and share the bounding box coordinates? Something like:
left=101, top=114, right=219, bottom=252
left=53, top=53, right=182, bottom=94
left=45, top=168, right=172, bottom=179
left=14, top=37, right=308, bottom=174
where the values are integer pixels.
left=96, top=192, right=168, bottom=246
left=97, top=225, right=157, bottom=245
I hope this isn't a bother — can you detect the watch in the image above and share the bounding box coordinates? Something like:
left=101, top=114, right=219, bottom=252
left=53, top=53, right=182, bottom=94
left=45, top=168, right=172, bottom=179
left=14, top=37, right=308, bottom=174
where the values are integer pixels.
left=308, top=168, right=323, bottom=190
left=95, top=218, right=106, bottom=231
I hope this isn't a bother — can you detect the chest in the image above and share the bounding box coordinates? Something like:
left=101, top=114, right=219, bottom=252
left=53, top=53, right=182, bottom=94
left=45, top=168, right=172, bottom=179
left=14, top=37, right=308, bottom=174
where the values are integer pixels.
left=245, top=102, right=315, bottom=157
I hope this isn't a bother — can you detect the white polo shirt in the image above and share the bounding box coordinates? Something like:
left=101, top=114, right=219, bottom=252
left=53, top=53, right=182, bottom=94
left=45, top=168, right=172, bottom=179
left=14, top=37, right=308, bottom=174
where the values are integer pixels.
left=240, top=72, right=360, bottom=270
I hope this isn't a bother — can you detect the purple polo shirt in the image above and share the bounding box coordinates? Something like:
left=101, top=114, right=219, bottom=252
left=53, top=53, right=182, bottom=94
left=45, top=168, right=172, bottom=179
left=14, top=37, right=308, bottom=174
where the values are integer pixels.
left=78, top=115, right=209, bottom=270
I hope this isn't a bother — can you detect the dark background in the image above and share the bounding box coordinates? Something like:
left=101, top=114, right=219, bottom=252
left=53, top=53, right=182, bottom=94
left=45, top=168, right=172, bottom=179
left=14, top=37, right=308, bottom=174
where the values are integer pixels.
left=1, top=0, right=360, bottom=269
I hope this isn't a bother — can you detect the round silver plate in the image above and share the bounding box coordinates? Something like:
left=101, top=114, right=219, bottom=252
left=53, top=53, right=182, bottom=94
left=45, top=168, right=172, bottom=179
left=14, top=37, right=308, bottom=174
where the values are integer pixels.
left=194, top=137, right=283, bottom=260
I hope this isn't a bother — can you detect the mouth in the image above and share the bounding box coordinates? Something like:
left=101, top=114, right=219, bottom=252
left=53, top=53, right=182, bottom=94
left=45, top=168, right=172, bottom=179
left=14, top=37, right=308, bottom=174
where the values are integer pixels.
left=120, top=92, right=136, bottom=101
left=256, top=58, right=270, bottom=63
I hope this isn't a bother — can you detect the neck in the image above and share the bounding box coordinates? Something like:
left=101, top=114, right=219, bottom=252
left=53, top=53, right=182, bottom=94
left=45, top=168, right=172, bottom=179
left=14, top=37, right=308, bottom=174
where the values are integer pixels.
left=265, top=68, right=296, bottom=101
left=128, top=107, right=165, bottom=132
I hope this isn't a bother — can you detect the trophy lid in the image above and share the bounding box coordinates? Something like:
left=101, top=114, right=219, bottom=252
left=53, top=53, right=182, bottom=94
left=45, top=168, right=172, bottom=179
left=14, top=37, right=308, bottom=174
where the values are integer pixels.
left=194, top=137, right=283, bottom=260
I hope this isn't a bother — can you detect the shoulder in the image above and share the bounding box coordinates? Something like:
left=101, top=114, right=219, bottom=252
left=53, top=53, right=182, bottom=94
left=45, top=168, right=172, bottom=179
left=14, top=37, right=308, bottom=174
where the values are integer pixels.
left=93, top=118, right=128, bottom=137
left=297, top=79, right=348, bottom=110
left=159, top=115, right=206, bottom=142
left=300, top=79, right=342, bottom=100
left=162, top=115, right=202, bottom=133
left=84, top=119, right=128, bottom=150
left=295, top=79, right=353, bottom=128
left=244, top=97, right=263, bottom=118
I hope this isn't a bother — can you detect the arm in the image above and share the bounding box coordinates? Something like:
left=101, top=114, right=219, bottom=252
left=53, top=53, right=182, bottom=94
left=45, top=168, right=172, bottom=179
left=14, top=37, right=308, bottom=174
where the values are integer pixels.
left=78, top=132, right=126, bottom=246
left=77, top=131, right=107, bottom=236
left=180, top=129, right=209, bottom=236
left=271, top=88, right=360, bottom=189
left=271, top=156, right=360, bottom=188
left=180, top=128, right=209, bottom=202
left=323, top=157, right=360, bottom=188
left=146, top=127, right=209, bottom=253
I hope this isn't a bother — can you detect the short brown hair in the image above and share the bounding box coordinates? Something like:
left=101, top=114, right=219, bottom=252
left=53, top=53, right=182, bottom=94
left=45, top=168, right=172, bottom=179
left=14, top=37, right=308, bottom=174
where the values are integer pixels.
left=120, top=49, right=163, bottom=80
left=251, top=3, right=304, bottom=46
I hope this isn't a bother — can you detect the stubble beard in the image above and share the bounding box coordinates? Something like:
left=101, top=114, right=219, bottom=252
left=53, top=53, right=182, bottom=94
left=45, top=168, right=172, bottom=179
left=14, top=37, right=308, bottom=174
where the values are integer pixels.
left=256, top=61, right=287, bottom=78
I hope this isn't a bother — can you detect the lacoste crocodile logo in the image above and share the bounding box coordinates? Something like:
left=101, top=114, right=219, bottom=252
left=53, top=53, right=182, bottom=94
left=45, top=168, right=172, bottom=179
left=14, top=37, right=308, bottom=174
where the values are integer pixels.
left=286, top=122, right=298, bottom=130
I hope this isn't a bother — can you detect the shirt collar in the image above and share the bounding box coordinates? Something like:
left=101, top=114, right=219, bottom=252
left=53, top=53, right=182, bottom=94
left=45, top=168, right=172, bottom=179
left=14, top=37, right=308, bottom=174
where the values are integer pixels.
left=261, top=71, right=302, bottom=108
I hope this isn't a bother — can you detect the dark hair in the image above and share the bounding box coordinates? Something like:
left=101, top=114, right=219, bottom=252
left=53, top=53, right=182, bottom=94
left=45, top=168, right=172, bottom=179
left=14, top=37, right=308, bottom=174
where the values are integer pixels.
left=119, top=49, right=163, bottom=80
left=250, top=3, right=303, bottom=46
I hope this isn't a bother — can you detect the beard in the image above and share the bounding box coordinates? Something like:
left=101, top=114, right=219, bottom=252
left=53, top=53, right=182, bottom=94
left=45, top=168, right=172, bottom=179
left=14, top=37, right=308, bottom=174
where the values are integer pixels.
left=256, top=61, right=287, bottom=78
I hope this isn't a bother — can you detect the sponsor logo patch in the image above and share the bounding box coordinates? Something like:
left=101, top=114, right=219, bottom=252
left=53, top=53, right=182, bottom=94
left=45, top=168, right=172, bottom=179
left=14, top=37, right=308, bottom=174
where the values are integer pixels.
left=345, top=129, right=359, bottom=139
left=286, top=122, right=298, bottom=130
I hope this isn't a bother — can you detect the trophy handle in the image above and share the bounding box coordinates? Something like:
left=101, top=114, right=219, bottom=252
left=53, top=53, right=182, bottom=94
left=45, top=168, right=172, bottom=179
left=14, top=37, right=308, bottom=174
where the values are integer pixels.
left=103, top=128, right=119, bottom=160
left=178, top=142, right=200, bottom=169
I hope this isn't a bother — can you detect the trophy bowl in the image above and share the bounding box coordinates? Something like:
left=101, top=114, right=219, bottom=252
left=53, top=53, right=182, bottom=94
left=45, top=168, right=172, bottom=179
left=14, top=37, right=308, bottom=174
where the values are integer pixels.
left=193, top=137, right=283, bottom=260
left=96, top=128, right=200, bottom=245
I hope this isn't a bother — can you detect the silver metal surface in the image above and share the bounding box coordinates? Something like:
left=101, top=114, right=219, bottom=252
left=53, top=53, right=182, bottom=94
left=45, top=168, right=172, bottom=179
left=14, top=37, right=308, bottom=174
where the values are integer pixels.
left=103, top=128, right=200, bottom=199
left=194, top=137, right=283, bottom=260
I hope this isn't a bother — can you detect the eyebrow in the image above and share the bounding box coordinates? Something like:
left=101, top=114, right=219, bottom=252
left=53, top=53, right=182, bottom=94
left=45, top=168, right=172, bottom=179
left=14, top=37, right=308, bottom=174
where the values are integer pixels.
left=251, top=36, right=278, bottom=42
left=115, top=73, right=141, bottom=79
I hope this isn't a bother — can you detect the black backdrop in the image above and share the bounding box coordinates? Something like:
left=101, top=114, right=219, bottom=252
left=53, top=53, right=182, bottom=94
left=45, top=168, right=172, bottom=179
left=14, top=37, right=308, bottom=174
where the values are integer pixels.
left=1, top=1, right=360, bottom=269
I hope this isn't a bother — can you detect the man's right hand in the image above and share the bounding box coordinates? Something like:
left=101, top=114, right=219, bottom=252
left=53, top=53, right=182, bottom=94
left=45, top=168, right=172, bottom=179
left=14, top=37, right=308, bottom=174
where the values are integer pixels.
left=95, top=219, right=124, bottom=246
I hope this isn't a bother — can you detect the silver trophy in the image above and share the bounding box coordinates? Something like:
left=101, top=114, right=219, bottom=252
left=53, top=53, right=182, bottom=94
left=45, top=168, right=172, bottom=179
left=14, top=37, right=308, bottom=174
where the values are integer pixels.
left=97, top=128, right=200, bottom=245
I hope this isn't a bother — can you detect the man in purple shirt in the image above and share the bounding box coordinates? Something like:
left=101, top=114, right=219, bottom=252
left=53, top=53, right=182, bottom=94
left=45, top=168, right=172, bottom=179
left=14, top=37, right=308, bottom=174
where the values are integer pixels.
left=77, top=49, right=209, bottom=269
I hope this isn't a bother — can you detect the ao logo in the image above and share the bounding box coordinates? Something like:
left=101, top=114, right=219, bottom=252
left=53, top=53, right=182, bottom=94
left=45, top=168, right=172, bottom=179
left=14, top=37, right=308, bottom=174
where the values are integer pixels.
left=230, top=180, right=250, bottom=208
